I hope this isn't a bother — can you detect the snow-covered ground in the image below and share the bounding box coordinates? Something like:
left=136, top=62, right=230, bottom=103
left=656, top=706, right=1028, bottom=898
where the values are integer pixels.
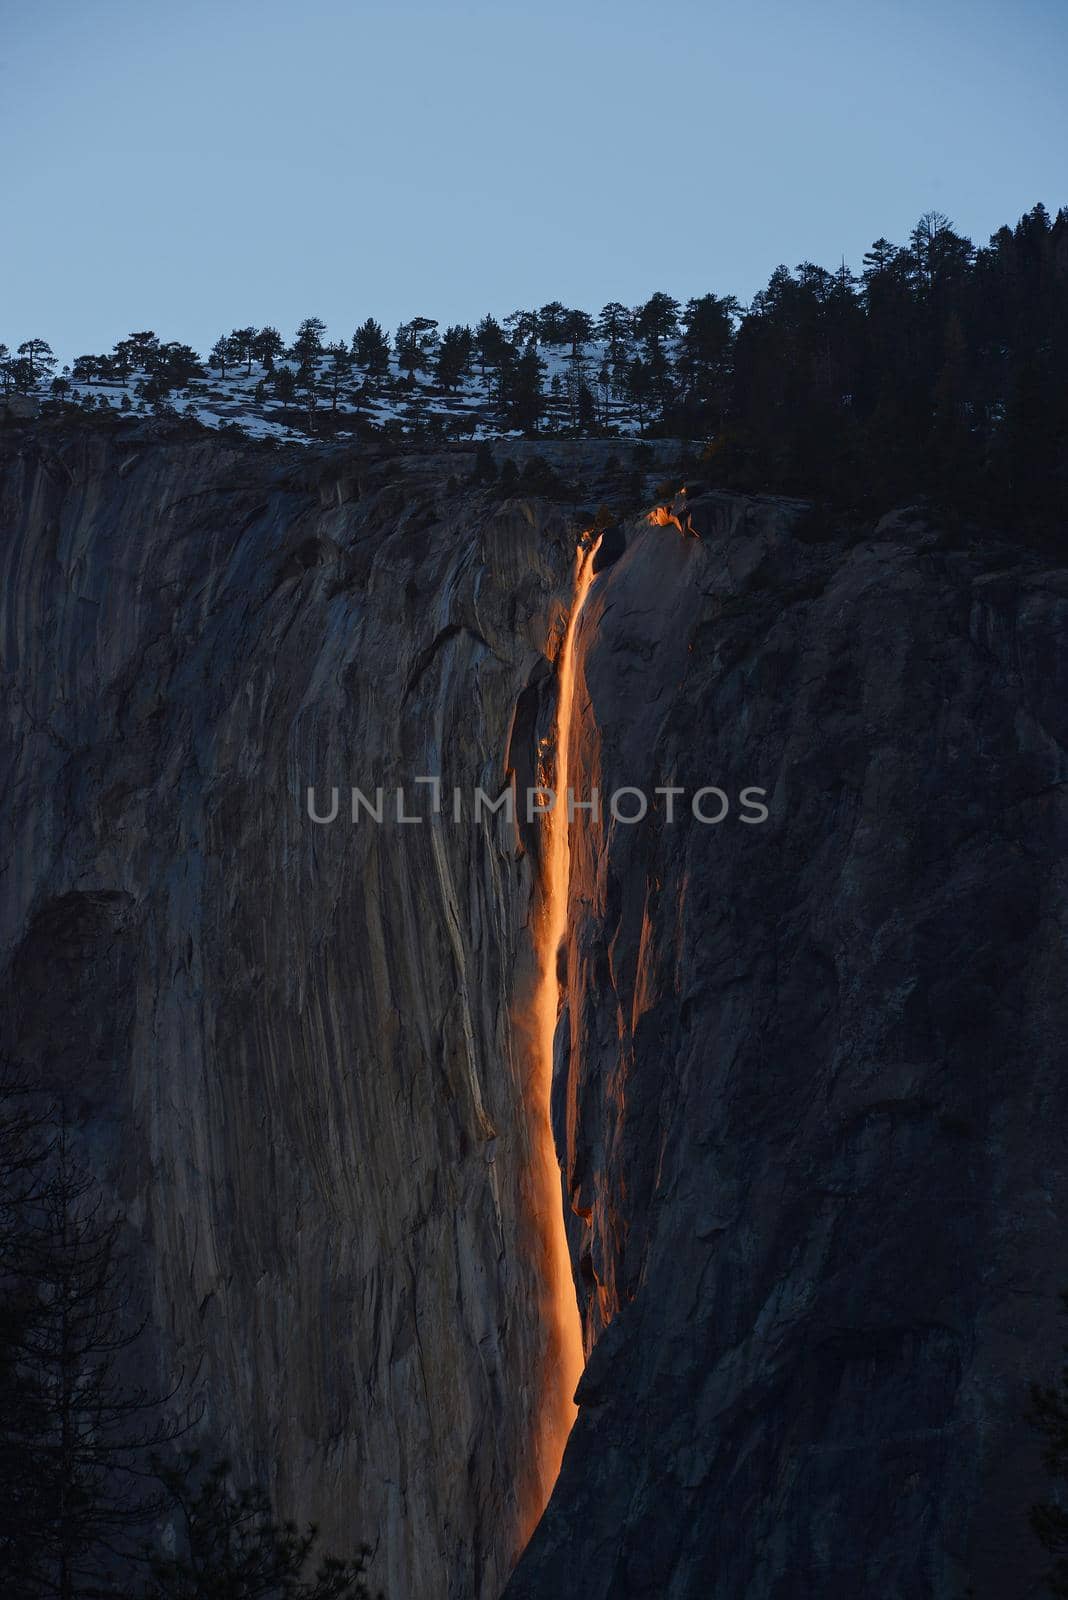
left=35, top=338, right=668, bottom=445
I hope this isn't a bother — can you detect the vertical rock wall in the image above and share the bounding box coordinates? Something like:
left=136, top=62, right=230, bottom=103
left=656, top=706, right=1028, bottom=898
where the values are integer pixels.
left=0, top=427, right=579, bottom=1600
left=6, top=428, right=1068, bottom=1600
left=508, top=494, right=1068, bottom=1599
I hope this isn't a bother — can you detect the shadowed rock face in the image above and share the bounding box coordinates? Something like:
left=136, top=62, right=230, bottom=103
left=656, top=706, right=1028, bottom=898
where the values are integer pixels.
left=508, top=495, right=1068, bottom=1600
left=2, top=425, right=1067, bottom=1599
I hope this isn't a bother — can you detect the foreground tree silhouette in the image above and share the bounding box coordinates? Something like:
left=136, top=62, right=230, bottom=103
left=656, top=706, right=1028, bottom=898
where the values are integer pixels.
left=3, top=1120, right=186, bottom=1598
left=1029, top=1292, right=1068, bottom=1594
left=0, top=1081, right=380, bottom=1597
left=140, top=1453, right=373, bottom=1600
left=0, top=1069, right=57, bottom=1588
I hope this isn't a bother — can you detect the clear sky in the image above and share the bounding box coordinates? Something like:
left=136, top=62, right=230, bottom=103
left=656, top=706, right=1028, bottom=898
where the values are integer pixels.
left=2, top=0, right=1065, bottom=366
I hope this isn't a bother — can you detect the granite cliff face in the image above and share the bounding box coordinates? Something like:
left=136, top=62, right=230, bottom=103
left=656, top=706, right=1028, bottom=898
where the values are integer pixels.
left=510, top=493, right=1068, bottom=1600
left=2, top=422, right=1067, bottom=1599
left=0, top=424, right=583, bottom=1599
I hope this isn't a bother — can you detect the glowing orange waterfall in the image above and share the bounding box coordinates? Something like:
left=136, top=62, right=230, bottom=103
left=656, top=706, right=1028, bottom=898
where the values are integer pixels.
left=524, top=535, right=601, bottom=1535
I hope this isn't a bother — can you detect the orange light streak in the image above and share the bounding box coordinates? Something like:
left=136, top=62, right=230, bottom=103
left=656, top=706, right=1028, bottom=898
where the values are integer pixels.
left=523, top=536, right=601, bottom=1534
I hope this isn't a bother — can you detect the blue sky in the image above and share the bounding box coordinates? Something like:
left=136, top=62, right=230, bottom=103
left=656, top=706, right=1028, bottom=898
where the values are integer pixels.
left=2, top=0, right=1065, bottom=365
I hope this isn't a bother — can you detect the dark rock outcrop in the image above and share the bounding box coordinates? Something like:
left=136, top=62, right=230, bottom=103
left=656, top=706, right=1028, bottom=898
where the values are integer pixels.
left=509, top=491, right=1068, bottom=1600
left=2, top=426, right=1066, bottom=1599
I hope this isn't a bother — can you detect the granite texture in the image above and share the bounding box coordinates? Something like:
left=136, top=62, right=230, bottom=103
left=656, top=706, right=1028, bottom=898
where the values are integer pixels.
left=509, top=491, right=1068, bottom=1600
left=3, top=424, right=1066, bottom=1599
left=0, top=425, right=581, bottom=1599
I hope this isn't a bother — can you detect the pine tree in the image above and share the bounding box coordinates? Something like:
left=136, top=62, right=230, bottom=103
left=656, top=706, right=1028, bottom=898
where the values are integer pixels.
left=678, top=294, right=737, bottom=412
left=292, top=319, right=327, bottom=365
left=17, top=339, right=57, bottom=382
left=155, top=344, right=204, bottom=391
left=507, top=346, right=545, bottom=434
left=345, top=378, right=366, bottom=421
left=536, top=303, right=570, bottom=346
left=564, top=348, right=590, bottom=432
left=861, top=236, right=900, bottom=283
left=399, top=379, right=432, bottom=439
left=110, top=340, right=137, bottom=383
left=125, top=333, right=160, bottom=374
left=139, top=1453, right=372, bottom=1600
left=624, top=356, right=653, bottom=436
left=10, top=358, right=37, bottom=394
left=297, top=360, right=319, bottom=421
left=577, top=380, right=597, bottom=436
left=563, top=309, right=594, bottom=356
left=474, top=316, right=507, bottom=402
left=1, top=1117, right=187, bottom=1598
left=434, top=326, right=473, bottom=392
left=0, top=1069, right=55, bottom=1590
left=273, top=367, right=297, bottom=405
left=251, top=327, right=284, bottom=370
left=209, top=337, right=234, bottom=380
left=503, top=309, right=538, bottom=347
left=595, top=302, right=632, bottom=364
left=324, top=342, right=353, bottom=412
left=546, top=371, right=566, bottom=431
left=908, top=210, right=960, bottom=294
left=634, top=293, right=680, bottom=362
left=72, top=356, right=102, bottom=387
left=596, top=360, right=613, bottom=429
left=393, top=318, right=438, bottom=379
left=351, top=320, right=390, bottom=378
left=229, top=328, right=258, bottom=376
